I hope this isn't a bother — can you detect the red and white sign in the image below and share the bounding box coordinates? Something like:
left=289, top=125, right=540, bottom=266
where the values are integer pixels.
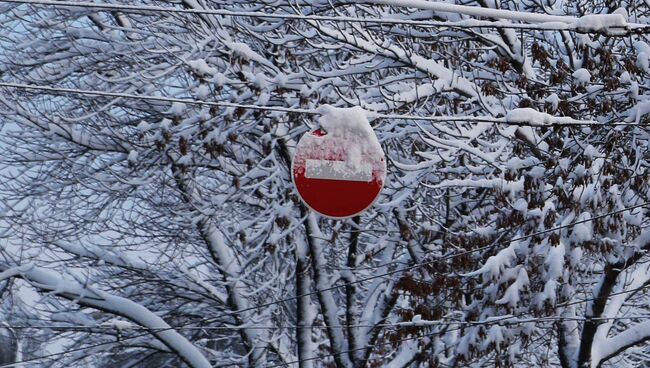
left=291, top=107, right=386, bottom=219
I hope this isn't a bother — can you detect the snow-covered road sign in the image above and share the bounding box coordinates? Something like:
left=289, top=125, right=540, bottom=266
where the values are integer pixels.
left=292, top=106, right=386, bottom=219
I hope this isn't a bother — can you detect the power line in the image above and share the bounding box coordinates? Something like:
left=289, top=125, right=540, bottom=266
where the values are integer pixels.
left=0, top=2, right=647, bottom=365
left=0, top=323, right=471, bottom=368
left=3, top=281, right=650, bottom=367
left=5, top=313, right=650, bottom=331
left=256, top=282, right=650, bottom=368
left=0, top=198, right=646, bottom=358
left=0, top=82, right=314, bottom=115
left=0, top=85, right=648, bottom=344
left=257, top=313, right=650, bottom=368
left=0, top=330, right=155, bottom=368
left=193, top=201, right=650, bottom=320
left=1, top=82, right=648, bottom=127
left=4, top=311, right=650, bottom=368
left=1, top=0, right=647, bottom=35
left=0, top=209, right=643, bottom=366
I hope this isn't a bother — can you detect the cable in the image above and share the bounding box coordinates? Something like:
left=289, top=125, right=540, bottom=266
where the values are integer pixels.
left=0, top=330, right=155, bottom=368
left=2, top=82, right=648, bottom=127
left=0, top=82, right=314, bottom=115
left=1, top=0, right=646, bottom=35
left=255, top=283, right=650, bottom=368
left=257, top=313, right=650, bottom=368
left=11, top=284, right=650, bottom=336
left=1, top=228, right=646, bottom=340
left=7, top=210, right=646, bottom=366
left=189, top=201, right=650, bottom=320
left=3, top=313, right=647, bottom=368
left=4, top=314, right=650, bottom=368
left=3, top=282, right=650, bottom=367
left=5, top=313, right=650, bottom=332
left=0, top=322, right=456, bottom=368
left=0, top=87, right=648, bottom=331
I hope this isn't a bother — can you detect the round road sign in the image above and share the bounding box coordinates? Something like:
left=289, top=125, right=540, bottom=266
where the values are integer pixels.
left=291, top=106, right=386, bottom=219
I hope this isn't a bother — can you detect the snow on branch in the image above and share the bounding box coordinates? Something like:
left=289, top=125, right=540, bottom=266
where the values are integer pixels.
left=53, top=240, right=148, bottom=270
left=372, top=0, right=629, bottom=35
left=463, top=243, right=517, bottom=280
left=595, top=320, right=650, bottom=365
left=505, top=108, right=598, bottom=126
left=0, top=263, right=211, bottom=368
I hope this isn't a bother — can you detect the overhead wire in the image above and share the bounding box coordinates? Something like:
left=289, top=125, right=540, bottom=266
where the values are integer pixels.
left=6, top=313, right=650, bottom=331
left=256, top=279, right=650, bottom=367
left=0, top=206, right=650, bottom=338
left=0, top=330, right=156, bottom=368
left=1, top=82, right=649, bottom=127
left=1, top=81, right=646, bottom=324
left=2, top=201, right=645, bottom=330
left=4, top=308, right=650, bottom=368
left=2, top=279, right=650, bottom=368
left=0, top=1, right=649, bottom=365
left=0, top=203, right=643, bottom=362
left=192, top=201, right=650, bottom=319
left=248, top=311, right=650, bottom=368
left=1, top=0, right=648, bottom=35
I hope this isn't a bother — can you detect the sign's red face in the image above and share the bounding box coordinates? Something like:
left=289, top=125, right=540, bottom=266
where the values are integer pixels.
left=292, top=128, right=386, bottom=219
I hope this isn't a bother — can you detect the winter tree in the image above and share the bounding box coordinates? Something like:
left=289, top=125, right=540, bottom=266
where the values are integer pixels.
left=0, top=0, right=649, bottom=367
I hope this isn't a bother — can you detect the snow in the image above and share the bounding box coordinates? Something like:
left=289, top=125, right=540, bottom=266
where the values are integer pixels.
left=273, top=72, right=288, bottom=88
left=637, top=52, right=649, bottom=73
left=211, top=72, right=227, bottom=87
left=3, top=1, right=650, bottom=367
left=373, top=0, right=577, bottom=24
left=619, top=71, right=631, bottom=84
left=385, top=341, right=419, bottom=367
left=505, top=108, right=594, bottom=126
left=495, top=267, right=529, bottom=307
left=168, top=102, right=186, bottom=117
left=545, top=93, right=559, bottom=110
left=201, top=221, right=269, bottom=365
left=572, top=68, right=591, bottom=84
left=296, top=105, right=385, bottom=177
left=127, top=150, right=138, bottom=164
left=51, top=312, right=97, bottom=326
left=137, top=121, right=150, bottom=132
left=53, top=241, right=148, bottom=270
left=159, top=118, right=172, bottom=130
left=486, top=325, right=504, bottom=347
left=187, top=58, right=217, bottom=77
left=311, top=22, right=493, bottom=112
left=374, top=0, right=628, bottom=35
left=513, top=198, right=528, bottom=214
left=195, top=84, right=210, bottom=99
left=252, top=73, right=268, bottom=90
left=226, top=41, right=276, bottom=70
left=318, top=105, right=381, bottom=144
left=545, top=242, right=565, bottom=281
left=1, top=263, right=211, bottom=368
left=464, top=243, right=517, bottom=279
left=437, top=177, right=525, bottom=194
left=304, top=214, right=353, bottom=368
left=593, top=250, right=650, bottom=364
left=634, top=41, right=650, bottom=55
left=177, top=154, right=193, bottom=166
left=541, top=242, right=565, bottom=305
left=574, top=14, right=627, bottom=35
left=102, top=319, right=135, bottom=330
left=594, top=320, right=650, bottom=366
left=305, top=159, right=372, bottom=181
left=570, top=213, right=593, bottom=243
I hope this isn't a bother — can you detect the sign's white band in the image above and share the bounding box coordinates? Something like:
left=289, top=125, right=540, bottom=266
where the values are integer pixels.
left=305, top=159, right=373, bottom=182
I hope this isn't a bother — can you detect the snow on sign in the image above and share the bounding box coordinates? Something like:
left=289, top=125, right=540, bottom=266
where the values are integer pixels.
left=292, top=106, right=386, bottom=219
